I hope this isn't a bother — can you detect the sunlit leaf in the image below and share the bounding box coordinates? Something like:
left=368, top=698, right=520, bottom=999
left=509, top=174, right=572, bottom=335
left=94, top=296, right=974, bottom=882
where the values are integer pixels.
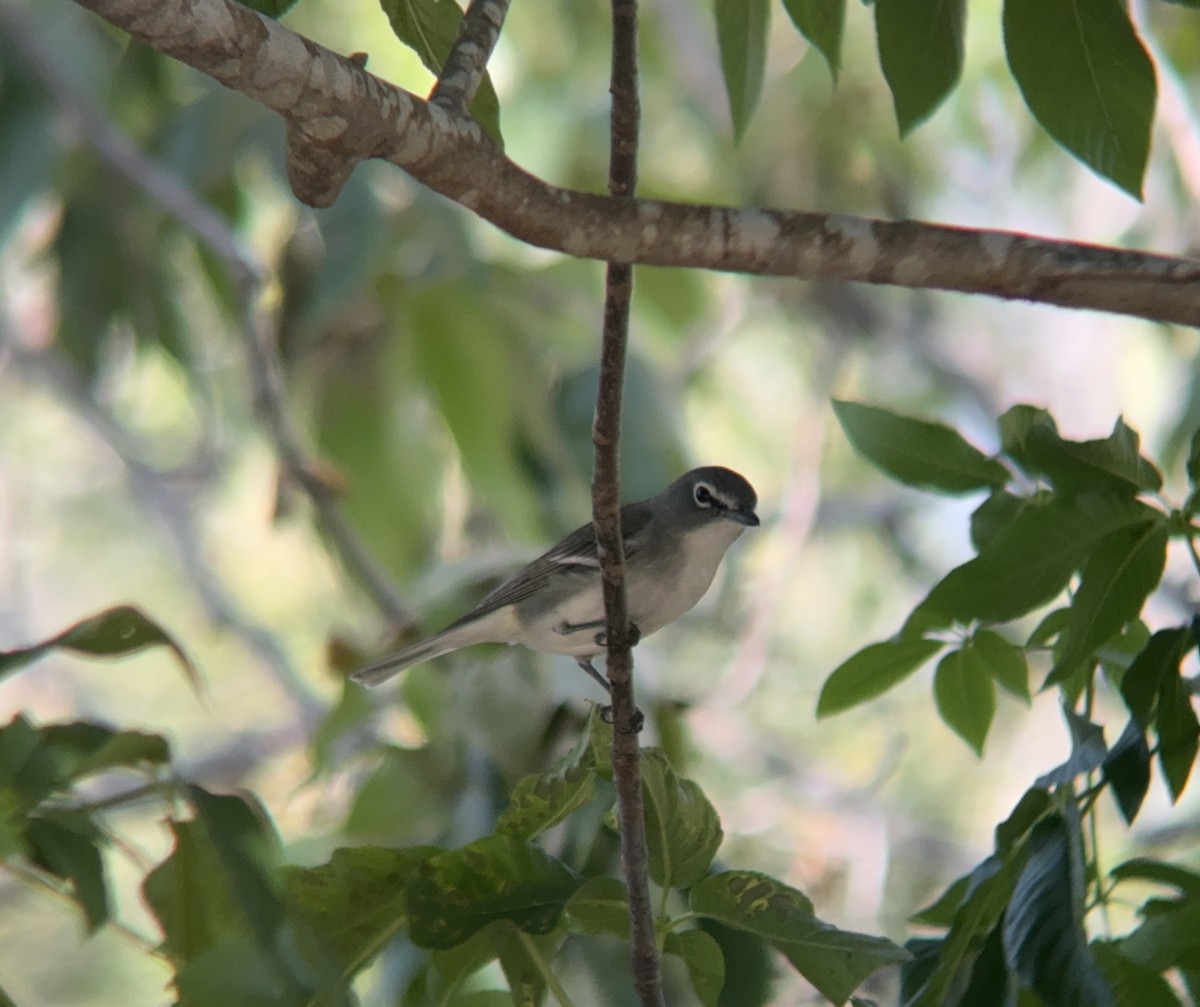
left=971, top=629, right=1030, bottom=701
left=933, top=647, right=996, bottom=755
left=640, top=749, right=722, bottom=889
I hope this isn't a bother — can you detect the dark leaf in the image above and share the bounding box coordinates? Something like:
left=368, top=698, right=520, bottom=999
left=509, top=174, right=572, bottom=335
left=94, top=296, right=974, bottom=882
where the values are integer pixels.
left=1117, top=898, right=1200, bottom=973
left=994, top=788, right=1052, bottom=855
left=832, top=399, right=1009, bottom=495
left=874, top=0, right=966, bottom=134
left=933, top=647, right=996, bottom=755
left=698, top=917, right=775, bottom=1007
left=1102, top=718, right=1151, bottom=825
left=1004, top=0, right=1155, bottom=197
left=908, top=874, right=969, bottom=928
left=238, top=0, right=299, bottom=14
left=404, top=835, right=583, bottom=949
left=817, top=638, right=943, bottom=717
left=1120, top=627, right=1190, bottom=727
left=1110, top=858, right=1200, bottom=899
left=26, top=810, right=109, bottom=931
left=1156, top=667, right=1200, bottom=802
left=715, top=0, right=771, bottom=139
left=0, top=606, right=200, bottom=693
left=641, top=749, right=723, bottom=889
left=781, top=0, right=845, bottom=80
left=1092, top=940, right=1186, bottom=1007
left=958, top=921, right=1014, bottom=1007
left=565, top=877, right=629, bottom=939
left=690, top=871, right=909, bottom=1004
left=970, top=491, right=1030, bottom=552
left=971, top=629, right=1030, bottom=701
left=1002, top=811, right=1115, bottom=1007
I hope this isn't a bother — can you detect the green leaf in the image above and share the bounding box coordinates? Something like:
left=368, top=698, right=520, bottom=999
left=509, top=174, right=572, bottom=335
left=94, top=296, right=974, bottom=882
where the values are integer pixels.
left=665, top=929, right=726, bottom=1007
left=1110, top=857, right=1200, bottom=899
left=994, top=787, right=1052, bottom=854
left=690, top=871, right=909, bottom=1004
left=1156, top=666, right=1200, bottom=802
left=1102, top=718, right=1151, bottom=825
left=187, top=787, right=284, bottom=948
left=715, top=0, right=770, bottom=139
left=1093, top=940, right=1187, bottom=1007
left=1187, top=425, right=1200, bottom=491
left=640, top=749, right=723, bottom=889
left=39, top=723, right=170, bottom=782
left=1047, top=519, right=1169, bottom=685
left=282, top=845, right=439, bottom=974
left=0, top=606, right=200, bottom=692
left=832, top=399, right=1008, bottom=495
left=1120, top=627, right=1191, bottom=727
left=933, top=647, right=996, bottom=756
left=907, top=494, right=1155, bottom=632
left=908, top=873, right=970, bottom=928
left=970, top=491, right=1030, bottom=552
left=378, top=0, right=503, bottom=145
left=1003, top=0, right=1156, bottom=197
left=1002, top=810, right=1116, bottom=1007
left=1110, top=897, right=1200, bottom=973
left=817, top=638, right=943, bottom=717
left=492, top=920, right=564, bottom=1007
left=26, top=810, right=109, bottom=931
left=958, top=921, right=1014, bottom=1007
left=781, top=0, right=845, bottom=80
left=497, top=729, right=597, bottom=840
left=874, top=0, right=965, bottom=134
left=971, top=629, right=1030, bottom=701
left=404, top=835, right=583, bottom=949
left=565, top=877, right=630, bottom=939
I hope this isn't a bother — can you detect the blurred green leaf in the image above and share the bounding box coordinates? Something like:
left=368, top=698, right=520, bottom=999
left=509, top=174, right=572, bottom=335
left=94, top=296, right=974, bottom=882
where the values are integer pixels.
left=1003, top=810, right=1115, bottom=1007
left=344, top=745, right=454, bottom=842
left=283, top=845, right=440, bottom=974
left=640, top=749, right=723, bottom=889
left=0, top=605, right=200, bottom=693
left=1102, top=718, right=1151, bottom=825
left=874, top=0, right=965, bottom=134
left=666, top=929, right=726, bottom=1007
left=818, top=638, right=942, bottom=717
left=0, top=50, right=57, bottom=241
left=698, top=918, right=774, bottom=1007
left=832, top=399, right=1009, bottom=494
left=492, top=919, right=563, bottom=1006
left=1093, top=940, right=1186, bottom=1007
left=497, top=728, right=597, bottom=840
left=908, top=873, right=969, bottom=927
left=1120, top=627, right=1190, bottom=727
left=40, top=723, right=170, bottom=780
left=691, top=871, right=909, bottom=1004
left=26, top=810, right=109, bottom=931
left=907, top=494, right=1157, bottom=632
left=238, top=0, right=299, bottom=15
left=1118, top=896, right=1200, bottom=973
left=970, top=629, right=1029, bottom=701
left=715, top=0, right=770, bottom=139
left=378, top=0, right=503, bottom=144
left=1110, top=858, right=1200, bottom=898
left=933, top=647, right=996, bottom=756
left=1004, top=0, right=1155, bottom=197
left=404, top=835, right=583, bottom=949
left=781, top=0, right=845, bottom=80
left=969, top=491, right=1030, bottom=552
left=1047, top=518, right=1168, bottom=685
left=565, top=877, right=629, bottom=939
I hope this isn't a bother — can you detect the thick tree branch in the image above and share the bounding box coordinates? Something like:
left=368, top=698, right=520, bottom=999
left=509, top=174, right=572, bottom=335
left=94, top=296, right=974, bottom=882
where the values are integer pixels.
left=429, top=0, right=510, bottom=114
left=70, top=0, right=1200, bottom=327
left=593, top=0, right=663, bottom=999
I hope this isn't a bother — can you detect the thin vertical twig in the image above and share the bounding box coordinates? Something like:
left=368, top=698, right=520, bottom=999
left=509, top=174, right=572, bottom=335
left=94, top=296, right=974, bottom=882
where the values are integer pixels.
left=592, top=0, right=663, bottom=1003
left=429, top=0, right=512, bottom=114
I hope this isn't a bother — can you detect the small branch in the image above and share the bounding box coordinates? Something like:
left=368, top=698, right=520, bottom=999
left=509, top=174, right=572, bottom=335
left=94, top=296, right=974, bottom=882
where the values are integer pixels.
left=429, top=0, right=511, bottom=114
left=594, top=0, right=663, bottom=1004
left=68, top=0, right=1200, bottom=328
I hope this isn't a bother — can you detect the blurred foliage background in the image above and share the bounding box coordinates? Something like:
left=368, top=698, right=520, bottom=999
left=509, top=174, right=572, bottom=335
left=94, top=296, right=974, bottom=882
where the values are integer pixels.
left=2, top=0, right=1200, bottom=1002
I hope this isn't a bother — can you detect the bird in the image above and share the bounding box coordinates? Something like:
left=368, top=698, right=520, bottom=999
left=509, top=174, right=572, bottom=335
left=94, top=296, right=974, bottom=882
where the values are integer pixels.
left=351, top=466, right=759, bottom=693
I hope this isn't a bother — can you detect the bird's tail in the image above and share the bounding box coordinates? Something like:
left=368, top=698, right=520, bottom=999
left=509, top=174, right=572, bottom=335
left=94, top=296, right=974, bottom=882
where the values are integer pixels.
left=350, top=633, right=462, bottom=687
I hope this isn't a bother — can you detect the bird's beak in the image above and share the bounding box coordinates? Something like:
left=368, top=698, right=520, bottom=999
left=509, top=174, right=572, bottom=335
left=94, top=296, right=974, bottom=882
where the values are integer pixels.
left=727, top=507, right=760, bottom=528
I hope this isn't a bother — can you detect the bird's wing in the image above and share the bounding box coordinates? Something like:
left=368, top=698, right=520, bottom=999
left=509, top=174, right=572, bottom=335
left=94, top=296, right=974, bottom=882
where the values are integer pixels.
left=444, top=504, right=654, bottom=628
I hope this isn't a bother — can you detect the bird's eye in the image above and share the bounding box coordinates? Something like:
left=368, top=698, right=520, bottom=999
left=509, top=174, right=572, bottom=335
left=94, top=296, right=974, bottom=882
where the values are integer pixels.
left=694, top=483, right=714, bottom=507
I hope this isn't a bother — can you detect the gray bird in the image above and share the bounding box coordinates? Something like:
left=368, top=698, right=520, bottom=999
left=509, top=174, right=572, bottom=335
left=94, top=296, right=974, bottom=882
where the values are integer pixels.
left=352, top=466, right=759, bottom=692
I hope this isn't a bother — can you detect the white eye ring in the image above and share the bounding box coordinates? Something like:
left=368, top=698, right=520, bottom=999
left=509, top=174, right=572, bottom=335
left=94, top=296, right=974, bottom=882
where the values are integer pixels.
left=694, top=483, right=715, bottom=507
